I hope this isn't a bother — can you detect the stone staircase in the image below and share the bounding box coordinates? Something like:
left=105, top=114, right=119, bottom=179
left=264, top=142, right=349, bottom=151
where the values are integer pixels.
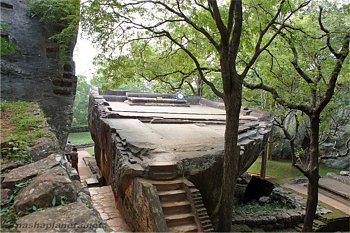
left=149, top=164, right=214, bottom=232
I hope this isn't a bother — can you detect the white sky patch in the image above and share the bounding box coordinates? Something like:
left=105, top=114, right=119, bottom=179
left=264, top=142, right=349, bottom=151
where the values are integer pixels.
left=73, top=26, right=97, bottom=82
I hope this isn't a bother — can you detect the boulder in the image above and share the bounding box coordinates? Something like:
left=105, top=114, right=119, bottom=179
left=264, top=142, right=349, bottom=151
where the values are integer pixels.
left=16, top=202, right=107, bottom=232
left=340, top=171, right=350, bottom=176
left=243, top=176, right=275, bottom=203
left=30, top=137, right=60, bottom=162
left=1, top=154, right=62, bottom=189
left=0, top=188, right=12, bottom=205
left=258, top=196, right=271, bottom=204
left=14, top=166, right=77, bottom=213
left=321, top=156, right=350, bottom=170
left=0, top=161, right=24, bottom=173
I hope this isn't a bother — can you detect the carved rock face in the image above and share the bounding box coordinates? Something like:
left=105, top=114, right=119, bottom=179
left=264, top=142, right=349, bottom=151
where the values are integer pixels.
left=0, top=0, right=77, bottom=149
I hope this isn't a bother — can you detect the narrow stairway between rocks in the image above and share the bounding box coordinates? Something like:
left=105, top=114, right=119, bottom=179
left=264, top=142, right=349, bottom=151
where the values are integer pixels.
left=78, top=151, right=131, bottom=232
left=149, top=163, right=214, bottom=233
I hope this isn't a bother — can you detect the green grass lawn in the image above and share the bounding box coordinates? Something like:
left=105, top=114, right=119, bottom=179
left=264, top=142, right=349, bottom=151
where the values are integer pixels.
left=248, top=157, right=342, bottom=185
left=68, top=131, right=93, bottom=145
left=85, top=146, right=94, bottom=156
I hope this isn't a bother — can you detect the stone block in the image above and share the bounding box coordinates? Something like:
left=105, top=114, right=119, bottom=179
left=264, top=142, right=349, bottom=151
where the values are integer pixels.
left=2, top=154, right=61, bottom=189
left=14, top=166, right=77, bottom=213
left=16, top=202, right=107, bottom=232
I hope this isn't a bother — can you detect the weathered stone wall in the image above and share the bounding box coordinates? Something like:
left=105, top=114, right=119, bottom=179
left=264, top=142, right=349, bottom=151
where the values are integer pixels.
left=118, top=178, right=168, bottom=232
left=232, top=187, right=332, bottom=231
left=181, top=155, right=223, bottom=216
left=0, top=0, right=77, bottom=149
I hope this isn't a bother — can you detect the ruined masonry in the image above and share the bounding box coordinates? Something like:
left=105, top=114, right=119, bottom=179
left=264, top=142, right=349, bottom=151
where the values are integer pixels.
left=88, top=88, right=273, bottom=232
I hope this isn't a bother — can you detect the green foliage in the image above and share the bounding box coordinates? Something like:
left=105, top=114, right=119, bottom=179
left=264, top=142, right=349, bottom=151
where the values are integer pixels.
left=0, top=24, right=16, bottom=56
left=243, top=1, right=350, bottom=159
left=72, top=75, right=91, bottom=127
left=233, top=201, right=287, bottom=214
left=51, top=196, right=68, bottom=207
left=1, top=141, right=31, bottom=164
left=0, top=179, right=32, bottom=231
left=27, top=0, right=80, bottom=62
left=0, top=101, right=48, bottom=163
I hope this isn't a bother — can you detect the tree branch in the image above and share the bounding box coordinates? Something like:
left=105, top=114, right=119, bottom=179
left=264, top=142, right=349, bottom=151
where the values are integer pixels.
left=318, top=7, right=341, bottom=59
left=243, top=80, right=311, bottom=114
left=208, top=0, right=228, bottom=42
left=241, top=0, right=311, bottom=79
left=294, top=163, right=308, bottom=177
left=317, top=28, right=350, bottom=114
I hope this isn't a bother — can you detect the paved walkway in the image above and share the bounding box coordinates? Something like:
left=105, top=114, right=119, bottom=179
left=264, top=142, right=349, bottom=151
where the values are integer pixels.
left=90, top=186, right=131, bottom=232
left=283, top=182, right=350, bottom=214
left=77, top=150, right=131, bottom=232
left=77, top=150, right=93, bottom=182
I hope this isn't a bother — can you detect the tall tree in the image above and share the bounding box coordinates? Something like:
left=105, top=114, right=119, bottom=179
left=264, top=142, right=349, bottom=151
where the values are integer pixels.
left=81, top=1, right=309, bottom=231
left=72, top=75, right=91, bottom=127
left=93, top=41, right=205, bottom=95
left=244, top=4, right=350, bottom=231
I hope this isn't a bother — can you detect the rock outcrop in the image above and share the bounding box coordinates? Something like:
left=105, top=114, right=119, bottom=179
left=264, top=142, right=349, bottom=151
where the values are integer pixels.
left=16, top=202, right=105, bottom=233
left=2, top=154, right=62, bottom=189
left=88, top=88, right=273, bottom=230
left=1, top=153, right=108, bottom=232
left=0, top=0, right=78, bottom=148
left=14, top=166, right=77, bottom=213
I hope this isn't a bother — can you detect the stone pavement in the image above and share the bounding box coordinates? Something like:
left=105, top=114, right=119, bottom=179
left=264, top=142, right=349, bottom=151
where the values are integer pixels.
left=77, top=150, right=93, bottom=182
left=319, top=176, right=350, bottom=199
left=283, top=182, right=350, bottom=214
left=89, top=186, right=131, bottom=232
left=77, top=150, right=131, bottom=232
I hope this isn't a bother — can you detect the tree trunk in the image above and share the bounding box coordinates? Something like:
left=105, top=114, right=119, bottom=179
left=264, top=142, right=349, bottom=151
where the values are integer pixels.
left=290, top=139, right=296, bottom=166
left=197, top=78, right=203, bottom=97
left=218, top=80, right=242, bottom=232
left=302, top=114, right=320, bottom=232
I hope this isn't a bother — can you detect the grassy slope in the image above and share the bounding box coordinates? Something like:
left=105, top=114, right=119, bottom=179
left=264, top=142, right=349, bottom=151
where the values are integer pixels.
left=0, top=100, right=52, bottom=163
left=248, top=157, right=343, bottom=184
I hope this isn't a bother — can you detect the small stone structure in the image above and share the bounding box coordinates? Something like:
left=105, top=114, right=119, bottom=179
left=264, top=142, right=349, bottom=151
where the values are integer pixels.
left=88, top=88, right=273, bottom=231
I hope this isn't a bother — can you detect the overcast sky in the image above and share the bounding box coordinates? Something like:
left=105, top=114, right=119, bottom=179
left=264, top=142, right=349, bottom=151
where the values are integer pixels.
left=73, top=27, right=97, bottom=82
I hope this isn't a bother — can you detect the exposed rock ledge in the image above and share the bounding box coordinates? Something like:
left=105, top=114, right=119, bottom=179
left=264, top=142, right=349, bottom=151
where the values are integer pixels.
left=1, top=154, right=109, bottom=232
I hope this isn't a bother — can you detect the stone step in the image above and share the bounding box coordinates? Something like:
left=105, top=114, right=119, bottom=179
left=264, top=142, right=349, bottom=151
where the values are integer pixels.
left=168, top=223, right=198, bottom=233
left=85, top=177, right=100, bottom=187
left=149, top=163, right=178, bottom=180
left=158, top=189, right=187, bottom=202
left=190, top=188, right=200, bottom=193
left=319, top=177, right=350, bottom=200
left=152, top=179, right=184, bottom=191
left=149, top=171, right=178, bottom=180
left=149, top=162, right=177, bottom=172
left=162, top=201, right=192, bottom=215
left=165, top=213, right=195, bottom=227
